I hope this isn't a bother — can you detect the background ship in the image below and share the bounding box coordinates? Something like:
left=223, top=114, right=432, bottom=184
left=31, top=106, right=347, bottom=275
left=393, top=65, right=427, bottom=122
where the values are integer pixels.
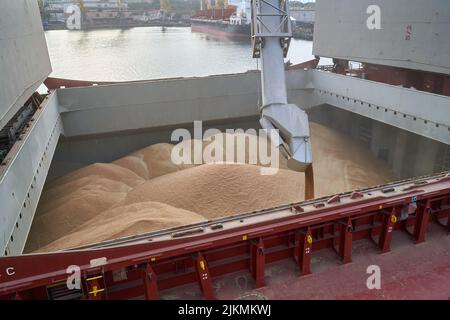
left=0, top=0, right=449, bottom=300
left=190, top=0, right=251, bottom=38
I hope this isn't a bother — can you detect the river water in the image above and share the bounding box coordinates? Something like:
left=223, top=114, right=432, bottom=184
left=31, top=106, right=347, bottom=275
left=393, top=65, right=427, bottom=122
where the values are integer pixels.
left=44, top=27, right=322, bottom=81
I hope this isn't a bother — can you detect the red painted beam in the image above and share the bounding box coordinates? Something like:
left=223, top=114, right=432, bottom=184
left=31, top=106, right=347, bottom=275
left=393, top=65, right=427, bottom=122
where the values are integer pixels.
left=413, top=200, right=431, bottom=243
left=339, top=218, right=353, bottom=264
left=250, top=238, right=265, bottom=288
left=378, top=208, right=397, bottom=253
left=194, top=253, right=215, bottom=300
left=296, top=227, right=312, bottom=276
left=142, top=265, right=159, bottom=300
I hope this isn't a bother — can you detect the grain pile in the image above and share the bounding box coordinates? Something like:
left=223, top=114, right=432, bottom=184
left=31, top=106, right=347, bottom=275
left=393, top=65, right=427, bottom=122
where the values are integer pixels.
left=35, top=202, right=207, bottom=253
left=25, top=122, right=395, bottom=253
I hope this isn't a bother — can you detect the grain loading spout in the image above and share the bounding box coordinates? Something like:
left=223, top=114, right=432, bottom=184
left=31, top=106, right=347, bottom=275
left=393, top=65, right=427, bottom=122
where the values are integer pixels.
left=251, top=0, right=314, bottom=198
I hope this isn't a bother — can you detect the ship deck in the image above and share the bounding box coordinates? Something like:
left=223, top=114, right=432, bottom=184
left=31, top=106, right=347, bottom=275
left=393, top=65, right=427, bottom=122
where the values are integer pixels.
left=161, top=223, right=450, bottom=300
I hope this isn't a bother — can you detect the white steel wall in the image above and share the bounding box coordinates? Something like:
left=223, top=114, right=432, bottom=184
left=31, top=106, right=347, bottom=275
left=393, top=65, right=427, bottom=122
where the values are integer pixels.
left=313, top=0, right=450, bottom=75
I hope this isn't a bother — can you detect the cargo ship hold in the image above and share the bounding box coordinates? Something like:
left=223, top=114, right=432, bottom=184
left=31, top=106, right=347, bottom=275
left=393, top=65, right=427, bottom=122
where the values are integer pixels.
left=1, top=0, right=450, bottom=301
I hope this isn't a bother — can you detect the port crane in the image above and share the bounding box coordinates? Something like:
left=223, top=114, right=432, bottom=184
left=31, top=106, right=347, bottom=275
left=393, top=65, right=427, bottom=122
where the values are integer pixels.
left=251, top=0, right=314, bottom=198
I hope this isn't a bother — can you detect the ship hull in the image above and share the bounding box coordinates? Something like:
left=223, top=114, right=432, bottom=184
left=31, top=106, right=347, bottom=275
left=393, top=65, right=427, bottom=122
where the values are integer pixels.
left=190, top=19, right=250, bottom=39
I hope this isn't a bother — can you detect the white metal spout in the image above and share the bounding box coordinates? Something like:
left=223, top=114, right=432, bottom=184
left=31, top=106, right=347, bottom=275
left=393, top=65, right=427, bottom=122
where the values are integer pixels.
left=251, top=0, right=313, bottom=169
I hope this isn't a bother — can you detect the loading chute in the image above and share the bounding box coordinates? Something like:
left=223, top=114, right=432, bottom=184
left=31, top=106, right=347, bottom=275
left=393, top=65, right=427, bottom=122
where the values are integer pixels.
left=251, top=0, right=314, bottom=198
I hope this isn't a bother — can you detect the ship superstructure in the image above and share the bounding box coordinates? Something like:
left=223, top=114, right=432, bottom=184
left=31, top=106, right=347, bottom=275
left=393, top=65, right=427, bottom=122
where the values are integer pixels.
left=191, top=0, right=252, bottom=38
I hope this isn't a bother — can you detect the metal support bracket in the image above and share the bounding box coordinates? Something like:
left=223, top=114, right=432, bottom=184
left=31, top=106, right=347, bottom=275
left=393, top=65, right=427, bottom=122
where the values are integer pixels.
left=251, top=0, right=292, bottom=58
left=377, top=208, right=397, bottom=253
left=194, top=253, right=215, bottom=300
left=142, top=264, right=159, bottom=300
left=296, top=227, right=312, bottom=276
left=337, top=218, right=353, bottom=264
left=250, top=238, right=266, bottom=288
left=413, top=200, right=431, bottom=243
